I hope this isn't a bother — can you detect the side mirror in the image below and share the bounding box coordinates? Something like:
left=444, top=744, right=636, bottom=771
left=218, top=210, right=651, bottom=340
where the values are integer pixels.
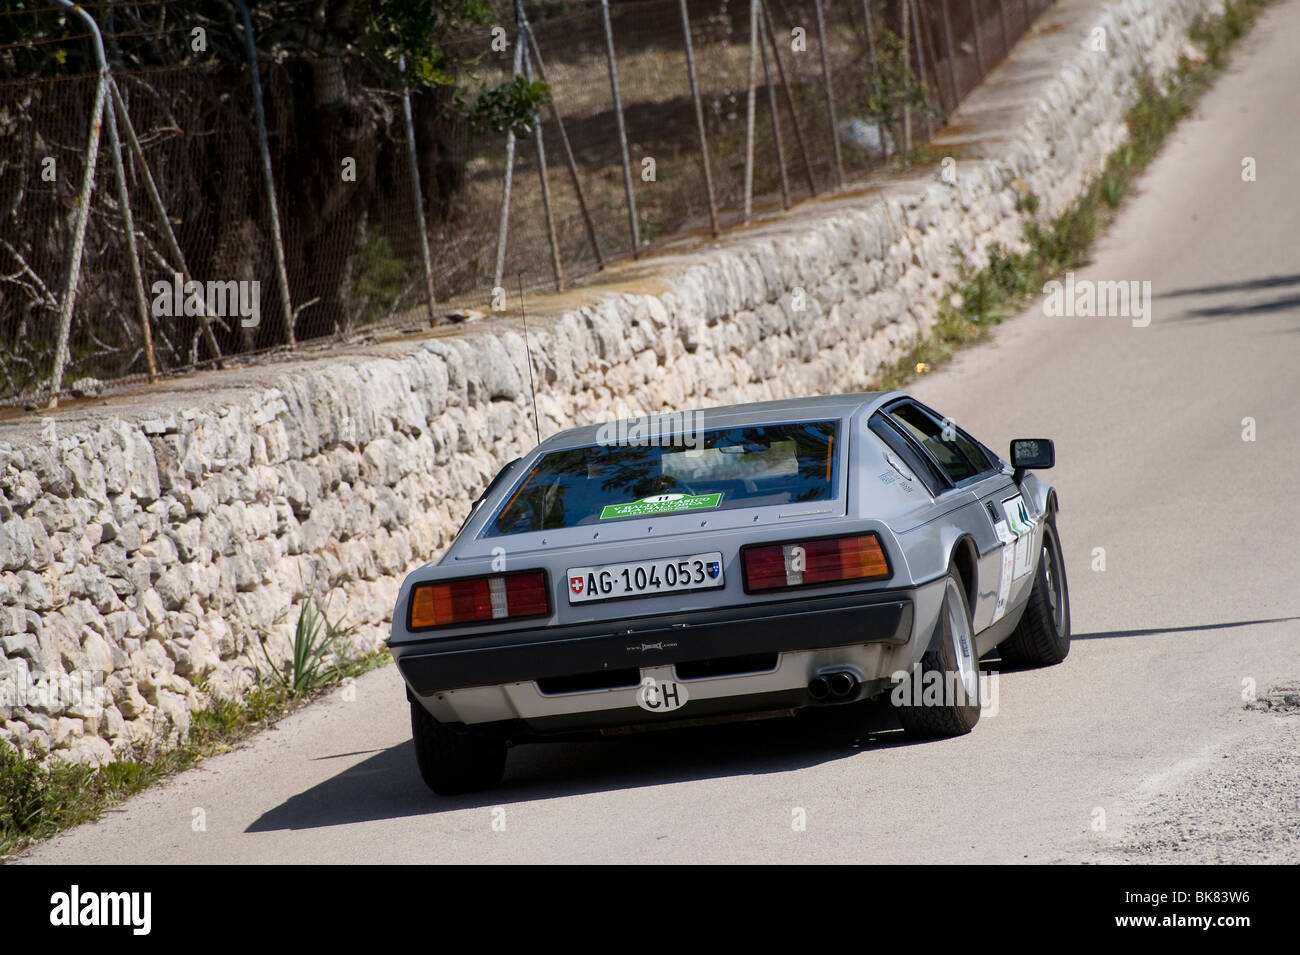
left=1010, top=438, right=1054, bottom=482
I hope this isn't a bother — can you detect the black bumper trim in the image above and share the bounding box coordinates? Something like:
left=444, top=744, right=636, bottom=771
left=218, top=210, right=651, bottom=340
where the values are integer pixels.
left=395, top=591, right=913, bottom=695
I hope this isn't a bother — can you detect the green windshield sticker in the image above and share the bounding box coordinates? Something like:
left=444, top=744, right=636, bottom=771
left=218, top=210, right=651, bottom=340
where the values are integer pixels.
left=599, top=492, right=724, bottom=520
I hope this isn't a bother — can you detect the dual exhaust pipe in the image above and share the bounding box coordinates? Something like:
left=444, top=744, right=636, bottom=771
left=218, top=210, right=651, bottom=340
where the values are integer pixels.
left=808, top=670, right=859, bottom=703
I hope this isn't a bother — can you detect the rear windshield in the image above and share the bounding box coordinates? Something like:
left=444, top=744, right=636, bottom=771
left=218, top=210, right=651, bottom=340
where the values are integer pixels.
left=483, top=420, right=840, bottom=536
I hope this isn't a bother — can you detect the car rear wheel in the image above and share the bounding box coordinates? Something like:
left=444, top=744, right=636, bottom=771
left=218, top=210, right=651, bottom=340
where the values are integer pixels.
left=998, top=512, right=1071, bottom=668
left=893, top=567, right=982, bottom=739
left=410, top=701, right=507, bottom=795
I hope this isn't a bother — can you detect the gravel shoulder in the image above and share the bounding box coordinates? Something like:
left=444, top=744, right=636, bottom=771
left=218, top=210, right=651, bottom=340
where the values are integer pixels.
left=1073, top=709, right=1300, bottom=864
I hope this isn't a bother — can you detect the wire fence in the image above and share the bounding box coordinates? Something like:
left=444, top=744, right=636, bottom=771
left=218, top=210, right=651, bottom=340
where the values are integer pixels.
left=0, top=0, right=1056, bottom=409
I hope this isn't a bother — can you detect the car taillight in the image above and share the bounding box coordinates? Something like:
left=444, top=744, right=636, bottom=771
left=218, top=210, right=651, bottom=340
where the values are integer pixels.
left=408, top=571, right=550, bottom=629
left=742, top=534, right=890, bottom=592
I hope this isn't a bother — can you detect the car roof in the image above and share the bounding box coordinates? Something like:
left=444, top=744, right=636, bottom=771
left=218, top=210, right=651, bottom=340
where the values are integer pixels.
left=534, top=391, right=899, bottom=452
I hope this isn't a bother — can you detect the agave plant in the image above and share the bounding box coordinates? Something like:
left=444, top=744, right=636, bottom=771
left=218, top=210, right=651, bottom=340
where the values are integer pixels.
left=258, top=595, right=354, bottom=698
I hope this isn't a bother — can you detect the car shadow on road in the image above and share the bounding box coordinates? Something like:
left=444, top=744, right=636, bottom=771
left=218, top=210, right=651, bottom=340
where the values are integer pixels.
left=1069, top=615, right=1300, bottom=640
left=1157, top=273, right=1300, bottom=322
left=1158, top=273, right=1300, bottom=298
left=1180, top=294, right=1300, bottom=320
left=244, top=696, right=935, bottom=833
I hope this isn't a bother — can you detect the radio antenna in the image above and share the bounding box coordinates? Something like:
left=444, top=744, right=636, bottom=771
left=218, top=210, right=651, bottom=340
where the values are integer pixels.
left=516, top=270, right=542, bottom=448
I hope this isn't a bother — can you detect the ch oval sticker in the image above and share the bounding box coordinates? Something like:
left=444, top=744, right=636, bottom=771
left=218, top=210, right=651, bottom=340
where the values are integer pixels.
left=636, top=677, right=689, bottom=713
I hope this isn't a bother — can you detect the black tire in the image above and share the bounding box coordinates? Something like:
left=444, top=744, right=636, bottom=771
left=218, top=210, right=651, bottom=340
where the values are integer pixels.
left=894, top=567, right=982, bottom=739
left=410, top=701, right=507, bottom=795
left=998, top=512, right=1071, bottom=668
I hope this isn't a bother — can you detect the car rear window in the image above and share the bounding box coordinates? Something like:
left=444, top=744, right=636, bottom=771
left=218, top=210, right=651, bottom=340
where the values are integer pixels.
left=483, top=420, right=840, bottom=536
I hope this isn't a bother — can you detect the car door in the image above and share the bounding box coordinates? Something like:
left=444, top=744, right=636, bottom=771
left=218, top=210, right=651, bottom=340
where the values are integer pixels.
left=880, top=399, right=1018, bottom=634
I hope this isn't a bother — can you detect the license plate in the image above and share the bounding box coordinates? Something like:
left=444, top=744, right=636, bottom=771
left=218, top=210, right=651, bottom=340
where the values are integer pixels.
left=566, top=552, right=724, bottom=604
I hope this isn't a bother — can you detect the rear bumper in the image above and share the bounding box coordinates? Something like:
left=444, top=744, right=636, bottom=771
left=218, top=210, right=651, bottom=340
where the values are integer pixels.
left=391, top=589, right=915, bottom=696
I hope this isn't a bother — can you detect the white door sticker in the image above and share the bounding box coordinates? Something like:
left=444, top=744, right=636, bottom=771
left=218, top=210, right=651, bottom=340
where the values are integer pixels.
left=1013, top=533, right=1032, bottom=580
left=992, top=497, right=1038, bottom=622
left=992, top=531, right=1016, bottom=624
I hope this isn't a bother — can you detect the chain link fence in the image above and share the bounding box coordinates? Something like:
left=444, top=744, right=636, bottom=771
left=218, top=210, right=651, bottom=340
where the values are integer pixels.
left=0, top=0, right=1055, bottom=410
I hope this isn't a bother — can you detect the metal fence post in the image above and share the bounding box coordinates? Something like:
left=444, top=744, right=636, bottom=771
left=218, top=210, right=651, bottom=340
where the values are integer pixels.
left=102, top=75, right=157, bottom=382
left=968, top=0, right=986, bottom=77
left=910, top=0, right=933, bottom=142
left=861, top=0, right=884, bottom=164
left=109, top=80, right=223, bottom=367
left=522, top=33, right=564, bottom=292
left=47, top=63, right=107, bottom=406
left=493, top=33, right=526, bottom=292
left=761, top=0, right=817, bottom=197
left=234, top=0, right=295, bottom=346
left=51, top=1, right=156, bottom=387
left=47, top=0, right=116, bottom=405
left=941, top=0, right=960, bottom=104
left=678, top=0, right=720, bottom=237
left=812, top=0, right=844, bottom=188
left=863, top=0, right=883, bottom=103
left=900, top=0, right=911, bottom=163
left=744, top=0, right=759, bottom=224
left=861, top=0, right=881, bottom=92
left=523, top=21, right=605, bottom=268
left=600, top=0, right=640, bottom=257
left=399, top=56, right=438, bottom=322
left=914, top=0, right=950, bottom=120
left=759, top=12, right=790, bottom=210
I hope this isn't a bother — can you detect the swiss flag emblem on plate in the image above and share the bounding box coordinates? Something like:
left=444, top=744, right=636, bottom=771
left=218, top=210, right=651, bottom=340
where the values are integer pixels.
left=569, top=576, right=585, bottom=595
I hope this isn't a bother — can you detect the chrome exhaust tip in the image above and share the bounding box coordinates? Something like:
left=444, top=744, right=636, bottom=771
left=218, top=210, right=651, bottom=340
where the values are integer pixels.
left=808, top=676, right=831, bottom=701
left=828, top=671, right=858, bottom=698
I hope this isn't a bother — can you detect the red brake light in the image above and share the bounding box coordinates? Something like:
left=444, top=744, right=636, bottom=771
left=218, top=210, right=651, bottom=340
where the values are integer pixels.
left=742, top=534, right=890, bottom=592
left=742, top=544, right=789, bottom=591
left=409, top=571, right=549, bottom=629
left=503, top=572, right=549, bottom=617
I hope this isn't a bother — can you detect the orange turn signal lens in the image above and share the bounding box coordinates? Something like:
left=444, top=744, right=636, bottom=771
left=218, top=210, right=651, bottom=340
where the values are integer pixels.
left=829, top=534, right=891, bottom=582
left=408, top=571, right=549, bottom=630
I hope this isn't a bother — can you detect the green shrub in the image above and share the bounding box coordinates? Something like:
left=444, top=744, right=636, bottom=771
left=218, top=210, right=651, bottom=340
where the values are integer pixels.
left=259, top=595, right=355, bottom=698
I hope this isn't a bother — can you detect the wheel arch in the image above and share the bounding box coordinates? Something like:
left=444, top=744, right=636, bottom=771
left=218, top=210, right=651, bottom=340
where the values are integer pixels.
left=950, top=534, right=979, bottom=613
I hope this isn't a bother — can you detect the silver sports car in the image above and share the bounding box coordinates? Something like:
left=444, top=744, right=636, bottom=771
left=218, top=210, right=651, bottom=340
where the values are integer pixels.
left=389, top=392, right=1070, bottom=794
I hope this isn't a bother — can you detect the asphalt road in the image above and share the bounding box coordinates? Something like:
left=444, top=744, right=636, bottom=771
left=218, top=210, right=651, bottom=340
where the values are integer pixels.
left=18, top=1, right=1300, bottom=865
